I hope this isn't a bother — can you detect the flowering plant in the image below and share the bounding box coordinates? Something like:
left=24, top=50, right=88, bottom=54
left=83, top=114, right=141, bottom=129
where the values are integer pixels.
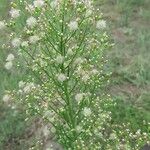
left=1, top=0, right=149, bottom=149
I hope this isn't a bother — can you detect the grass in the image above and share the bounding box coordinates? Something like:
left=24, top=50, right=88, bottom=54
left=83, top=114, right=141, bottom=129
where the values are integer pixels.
left=99, top=0, right=150, bottom=112
left=0, top=0, right=150, bottom=149
left=0, top=1, right=29, bottom=149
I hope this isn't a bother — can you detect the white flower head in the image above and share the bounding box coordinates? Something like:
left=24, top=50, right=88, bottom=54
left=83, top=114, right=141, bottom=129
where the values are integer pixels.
left=26, top=16, right=37, bottom=28
left=23, top=82, right=35, bottom=94
left=33, top=0, right=44, bottom=8
left=42, top=126, right=50, bottom=137
left=50, top=0, right=59, bottom=9
left=76, top=125, right=82, bottom=133
left=67, top=48, right=73, bottom=56
left=11, top=38, right=21, bottom=48
left=76, top=66, right=85, bottom=76
left=84, top=0, right=92, bottom=8
left=83, top=107, right=92, bottom=117
left=19, top=81, right=26, bottom=88
left=51, top=127, right=56, bottom=133
left=21, top=41, right=29, bottom=47
left=85, top=9, right=92, bottom=17
left=71, top=0, right=77, bottom=6
left=9, top=8, right=20, bottom=18
left=55, top=55, right=64, bottom=64
left=5, top=61, right=13, bottom=70
left=96, top=20, right=106, bottom=29
left=109, top=133, right=117, bottom=140
left=68, top=20, right=78, bottom=31
left=26, top=4, right=35, bottom=12
left=6, top=54, right=15, bottom=62
left=2, top=94, right=12, bottom=103
left=74, top=57, right=84, bottom=65
left=0, top=21, right=6, bottom=30
left=91, top=69, right=99, bottom=75
left=57, top=73, right=67, bottom=82
left=34, top=0, right=45, bottom=8
left=29, top=35, right=40, bottom=44
left=75, top=93, right=84, bottom=103
left=82, top=74, right=90, bottom=82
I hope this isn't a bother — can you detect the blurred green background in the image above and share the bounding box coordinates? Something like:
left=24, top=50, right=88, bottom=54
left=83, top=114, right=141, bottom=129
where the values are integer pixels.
left=0, top=0, right=150, bottom=149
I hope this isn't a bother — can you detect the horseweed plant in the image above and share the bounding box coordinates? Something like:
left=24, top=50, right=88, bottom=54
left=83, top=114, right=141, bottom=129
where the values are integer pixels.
left=1, top=0, right=149, bottom=149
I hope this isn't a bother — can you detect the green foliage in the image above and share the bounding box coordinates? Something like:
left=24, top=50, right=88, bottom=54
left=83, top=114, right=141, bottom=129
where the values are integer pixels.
left=0, top=106, right=26, bottom=148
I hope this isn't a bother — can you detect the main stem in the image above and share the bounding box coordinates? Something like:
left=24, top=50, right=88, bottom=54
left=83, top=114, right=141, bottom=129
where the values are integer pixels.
left=59, top=0, right=76, bottom=130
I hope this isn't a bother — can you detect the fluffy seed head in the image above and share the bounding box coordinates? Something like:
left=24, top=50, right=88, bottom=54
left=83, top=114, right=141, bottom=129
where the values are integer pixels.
left=6, top=54, right=15, bottom=62
left=75, top=93, right=84, bottom=103
left=26, top=16, right=37, bottom=28
left=23, top=82, right=35, bottom=94
left=29, top=35, right=40, bottom=44
left=55, top=55, right=64, bottom=64
left=5, top=61, right=13, bottom=70
left=33, top=0, right=45, bottom=8
left=9, top=8, right=20, bottom=18
left=57, top=73, right=67, bottom=82
left=0, top=21, right=6, bottom=30
left=96, top=20, right=106, bottom=29
left=83, top=107, right=92, bottom=117
left=50, top=1, right=58, bottom=9
left=67, top=48, right=74, bottom=56
left=19, top=81, right=26, bottom=88
left=21, top=41, right=29, bottom=47
left=68, top=21, right=78, bottom=31
left=11, top=38, right=21, bottom=47
left=3, top=94, right=12, bottom=103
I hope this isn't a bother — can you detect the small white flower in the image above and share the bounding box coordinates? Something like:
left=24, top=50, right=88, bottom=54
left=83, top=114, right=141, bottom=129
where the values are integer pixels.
left=0, top=21, right=6, bottom=30
left=26, top=4, right=35, bottom=12
left=29, top=35, right=40, bottom=44
left=74, top=57, right=84, bottom=65
left=9, top=8, right=20, bottom=18
left=34, top=0, right=45, bottom=8
left=55, top=55, right=64, bottom=64
left=84, top=0, right=92, bottom=8
left=42, top=126, right=50, bottom=137
left=46, top=148, right=53, bottom=150
left=109, top=133, right=117, bottom=140
left=91, top=69, right=99, bottom=75
left=57, top=73, right=67, bottom=82
left=67, top=48, right=73, bottom=56
left=76, top=125, right=82, bottom=133
left=82, top=74, right=90, bottom=82
left=19, top=81, right=26, bottom=88
left=72, top=0, right=77, bottom=6
left=68, top=21, right=78, bottom=31
left=2, top=94, right=12, bottom=103
left=83, top=107, right=92, bottom=117
left=51, top=127, right=56, bottom=133
left=6, top=54, right=15, bottom=62
left=21, top=41, right=29, bottom=47
left=23, top=82, right=35, bottom=94
left=5, top=61, right=13, bottom=70
left=26, top=16, right=37, bottom=28
left=85, top=9, right=92, bottom=17
left=50, top=1, right=58, bottom=9
left=96, top=20, right=106, bottom=29
left=75, top=93, right=84, bottom=103
left=11, top=38, right=21, bottom=47
left=76, top=66, right=84, bottom=76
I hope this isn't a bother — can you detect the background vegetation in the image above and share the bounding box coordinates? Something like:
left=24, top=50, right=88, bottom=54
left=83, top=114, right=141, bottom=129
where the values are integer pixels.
left=0, top=0, right=150, bottom=149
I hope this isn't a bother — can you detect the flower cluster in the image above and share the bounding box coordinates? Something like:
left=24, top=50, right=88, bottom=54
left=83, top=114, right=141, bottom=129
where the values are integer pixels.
left=2, top=0, right=149, bottom=149
left=4, top=53, right=15, bottom=70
